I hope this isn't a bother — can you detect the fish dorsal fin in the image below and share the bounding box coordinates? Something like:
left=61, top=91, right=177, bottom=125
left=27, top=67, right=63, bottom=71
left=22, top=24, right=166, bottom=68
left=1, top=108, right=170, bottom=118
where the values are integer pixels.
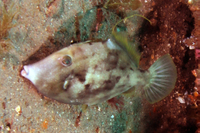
left=111, top=31, right=141, bottom=67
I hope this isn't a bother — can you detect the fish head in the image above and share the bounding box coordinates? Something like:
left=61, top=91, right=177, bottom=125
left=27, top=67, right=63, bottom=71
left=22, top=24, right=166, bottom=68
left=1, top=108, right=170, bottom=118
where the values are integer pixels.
left=21, top=44, right=90, bottom=102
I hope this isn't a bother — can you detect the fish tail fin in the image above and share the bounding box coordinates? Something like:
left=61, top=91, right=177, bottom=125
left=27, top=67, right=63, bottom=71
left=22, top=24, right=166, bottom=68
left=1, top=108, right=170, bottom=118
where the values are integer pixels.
left=143, top=54, right=177, bottom=104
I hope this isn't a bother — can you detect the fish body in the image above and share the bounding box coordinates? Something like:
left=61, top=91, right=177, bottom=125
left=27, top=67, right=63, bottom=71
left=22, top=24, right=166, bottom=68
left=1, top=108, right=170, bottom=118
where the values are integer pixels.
left=21, top=35, right=177, bottom=105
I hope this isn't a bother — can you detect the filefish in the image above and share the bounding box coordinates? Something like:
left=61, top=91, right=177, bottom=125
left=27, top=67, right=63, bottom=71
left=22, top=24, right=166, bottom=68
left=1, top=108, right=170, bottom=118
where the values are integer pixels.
left=21, top=32, right=177, bottom=105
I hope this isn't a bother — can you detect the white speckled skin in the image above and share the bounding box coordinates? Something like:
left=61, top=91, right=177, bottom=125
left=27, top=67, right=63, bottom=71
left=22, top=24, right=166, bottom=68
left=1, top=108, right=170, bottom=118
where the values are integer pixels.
left=21, top=39, right=145, bottom=105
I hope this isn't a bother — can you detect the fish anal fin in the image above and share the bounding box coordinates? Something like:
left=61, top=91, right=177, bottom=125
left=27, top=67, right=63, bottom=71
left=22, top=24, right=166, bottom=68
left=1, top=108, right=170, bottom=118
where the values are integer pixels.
left=81, top=104, right=88, bottom=112
left=122, top=87, right=136, bottom=97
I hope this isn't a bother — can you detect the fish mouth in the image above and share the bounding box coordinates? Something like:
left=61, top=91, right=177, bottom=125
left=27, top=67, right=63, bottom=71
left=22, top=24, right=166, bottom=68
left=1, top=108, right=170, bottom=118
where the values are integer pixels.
left=21, top=65, right=29, bottom=77
left=21, top=65, right=37, bottom=84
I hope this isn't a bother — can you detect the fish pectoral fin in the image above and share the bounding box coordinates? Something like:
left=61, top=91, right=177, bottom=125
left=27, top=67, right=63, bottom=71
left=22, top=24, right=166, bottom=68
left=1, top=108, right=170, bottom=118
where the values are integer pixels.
left=143, top=54, right=177, bottom=104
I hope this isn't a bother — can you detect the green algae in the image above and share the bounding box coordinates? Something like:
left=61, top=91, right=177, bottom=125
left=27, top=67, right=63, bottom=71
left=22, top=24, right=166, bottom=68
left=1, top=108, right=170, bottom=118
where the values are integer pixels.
left=53, top=7, right=125, bottom=46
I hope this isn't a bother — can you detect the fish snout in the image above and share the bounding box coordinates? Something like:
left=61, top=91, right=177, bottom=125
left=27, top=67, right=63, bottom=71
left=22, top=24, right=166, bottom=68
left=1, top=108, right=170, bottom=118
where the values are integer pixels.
left=21, top=65, right=29, bottom=77
left=21, top=65, right=37, bottom=84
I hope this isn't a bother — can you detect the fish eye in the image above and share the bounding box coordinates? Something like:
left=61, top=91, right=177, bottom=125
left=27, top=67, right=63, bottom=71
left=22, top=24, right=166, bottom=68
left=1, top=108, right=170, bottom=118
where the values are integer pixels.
left=60, top=55, right=72, bottom=66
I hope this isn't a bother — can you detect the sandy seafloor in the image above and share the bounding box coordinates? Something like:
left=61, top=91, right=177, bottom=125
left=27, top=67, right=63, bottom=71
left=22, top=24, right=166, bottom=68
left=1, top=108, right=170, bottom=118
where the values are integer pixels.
left=0, top=0, right=200, bottom=132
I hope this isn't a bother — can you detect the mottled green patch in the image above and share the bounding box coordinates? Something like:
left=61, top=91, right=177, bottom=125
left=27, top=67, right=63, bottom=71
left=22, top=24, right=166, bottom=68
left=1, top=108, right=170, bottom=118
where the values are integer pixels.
left=111, top=97, right=142, bottom=133
left=112, top=110, right=127, bottom=133
left=131, top=97, right=142, bottom=133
